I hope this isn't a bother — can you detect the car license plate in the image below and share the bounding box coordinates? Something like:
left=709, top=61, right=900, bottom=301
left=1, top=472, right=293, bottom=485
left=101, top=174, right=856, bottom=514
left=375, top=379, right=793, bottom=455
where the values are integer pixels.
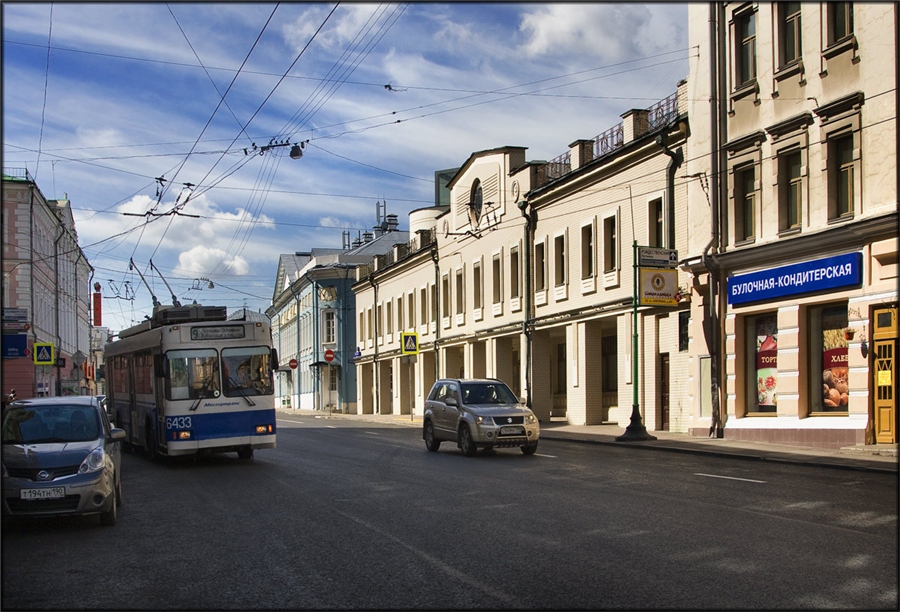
left=20, top=488, right=65, bottom=500
left=500, top=426, right=524, bottom=435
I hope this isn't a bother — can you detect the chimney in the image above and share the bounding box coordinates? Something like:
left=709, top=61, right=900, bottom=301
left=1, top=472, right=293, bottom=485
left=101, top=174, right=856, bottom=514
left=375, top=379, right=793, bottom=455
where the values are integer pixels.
left=569, top=139, right=594, bottom=170
left=385, top=214, right=399, bottom=232
left=621, top=109, right=649, bottom=143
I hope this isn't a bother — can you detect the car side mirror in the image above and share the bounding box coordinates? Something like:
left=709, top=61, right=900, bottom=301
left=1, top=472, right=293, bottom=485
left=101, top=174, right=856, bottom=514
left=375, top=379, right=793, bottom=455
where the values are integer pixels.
left=446, top=397, right=458, bottom=407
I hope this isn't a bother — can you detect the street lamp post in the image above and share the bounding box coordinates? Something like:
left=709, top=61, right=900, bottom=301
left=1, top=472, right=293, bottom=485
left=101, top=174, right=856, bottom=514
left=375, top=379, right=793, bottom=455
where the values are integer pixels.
left=616, top=240, right=657, bottom=442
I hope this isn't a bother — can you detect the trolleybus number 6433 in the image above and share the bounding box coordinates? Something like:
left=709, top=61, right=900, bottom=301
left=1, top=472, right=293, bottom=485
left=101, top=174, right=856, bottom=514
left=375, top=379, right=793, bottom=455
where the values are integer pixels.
left=167, top=416, right=192, bottom=429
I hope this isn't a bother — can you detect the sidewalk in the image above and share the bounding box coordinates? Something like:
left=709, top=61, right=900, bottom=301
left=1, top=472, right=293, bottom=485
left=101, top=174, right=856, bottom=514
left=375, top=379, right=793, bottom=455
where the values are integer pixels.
left=277, top=408, right=898, bottom=474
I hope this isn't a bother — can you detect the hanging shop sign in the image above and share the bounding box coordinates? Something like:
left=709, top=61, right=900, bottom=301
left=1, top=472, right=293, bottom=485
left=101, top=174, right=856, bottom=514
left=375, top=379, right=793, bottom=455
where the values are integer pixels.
left=728, top=252, right=863, bottom=306
left=638, top=267, right=679, bottom=306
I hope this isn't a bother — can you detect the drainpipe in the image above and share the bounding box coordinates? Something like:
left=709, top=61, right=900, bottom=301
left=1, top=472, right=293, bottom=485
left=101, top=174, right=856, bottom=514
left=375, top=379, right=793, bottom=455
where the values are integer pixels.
left=702, top=0, right=725, bottom=438
left=430, top=240, right=441, bottom=380
left=289, top=282, right=302, bottom=409
left=656, top=131, right=684, bottom=250
left=368, top=273, right=379, bottom=415
left=54, top=226, right=64, bottom=396
left=518, top=197, right=534, bottom=408
left=312, top=275, right=320, bottom=412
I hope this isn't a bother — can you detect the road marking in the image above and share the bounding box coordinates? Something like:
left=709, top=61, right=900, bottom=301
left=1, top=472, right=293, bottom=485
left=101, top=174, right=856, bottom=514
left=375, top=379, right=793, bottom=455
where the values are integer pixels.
left=695, top=472, right=766, bottom=483
left=535, top=453, right=556, bottom=458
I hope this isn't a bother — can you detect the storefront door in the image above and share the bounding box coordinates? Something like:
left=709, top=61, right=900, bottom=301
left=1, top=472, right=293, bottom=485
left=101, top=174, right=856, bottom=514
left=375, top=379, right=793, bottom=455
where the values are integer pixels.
left=873, top=306, right=897, bottom=444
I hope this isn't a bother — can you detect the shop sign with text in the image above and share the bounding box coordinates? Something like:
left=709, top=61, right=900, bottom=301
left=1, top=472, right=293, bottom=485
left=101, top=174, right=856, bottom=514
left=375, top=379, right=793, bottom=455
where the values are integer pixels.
left=728, top=252, right=862, bottom=305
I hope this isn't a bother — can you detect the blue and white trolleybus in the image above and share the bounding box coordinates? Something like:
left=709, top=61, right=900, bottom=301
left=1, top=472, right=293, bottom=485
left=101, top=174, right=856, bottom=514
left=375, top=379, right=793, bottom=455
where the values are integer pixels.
left=105, top=304, right=277, bottom=460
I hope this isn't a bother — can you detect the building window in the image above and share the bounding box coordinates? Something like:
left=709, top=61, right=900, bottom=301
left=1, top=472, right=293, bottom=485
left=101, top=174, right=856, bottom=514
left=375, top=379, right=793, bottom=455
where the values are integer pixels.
left=376, top=305, right=382, bottom=338
left=510, top=246, right=520, bottom=299
left=441, top=275, right=450, bottom=318
left=746, top=313, right=778, bottom=414
left=779, top=149, right=802, bottom=231
left=386, top=300, right=393, bottom=335
left=367, top=309, right=373, bottom=340
left=603, top=215, right=617, bottom=272
left=810, top=304, right=849, bottom=413
left=469, top=180, right=483, bottom=226
left=829, top=133, right=855, bottom=220
left=648, top=197, right=664, bottom=248
left=430, top=284, right=437, bottom=323
left=778, top=2, right=802, bottom=69
left=535, top=241, right=546, bottom=292
left=581, top=223, right=594, bottom=279
left=324, top=311, right=336, bottom=344
left=491, top=254, right=502, bottom=304
left=735, top=8, right=757, bottom=87
left=735, top=163, right=756, bottom=242
left=678, top=310, right=689, bottom=352
left=455, top=269, right=464, bottom=315
left=420, top=287, right=428, bottom=327
left=828, top=2, right=853, bottom=45
left=408, top=292, right=415, bottom=328
left=554, top=233, right=567, bottom=287
left=473, top=262, right=483, bottom=310
left=358, top=311, right=365, bottom=344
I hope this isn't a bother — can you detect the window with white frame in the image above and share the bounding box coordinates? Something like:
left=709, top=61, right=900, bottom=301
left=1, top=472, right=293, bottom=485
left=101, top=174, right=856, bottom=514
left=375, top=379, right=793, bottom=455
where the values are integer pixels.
left=324, top=311, right=336, bottom=344
left=602, top=215, right=617, bottom=273
left=473, top=261, right=483, bottom=310
left=554, top=232, right=567, bottom=287
left=648, top=197, right=664, bottom=248
left=492, top=253, right=502, bottom=304
left=420, top=286, right=428, bottom=327
left=408, top=292, right=415, bottom=328
left=581, top=222, right=594, bottom=279
left=534, top=240, right=547, bottom=292
left=397, top=295, right=404, bottom=330
left=510, top=245, right=521, bottom=299
left=430, top=284, right=437, bottom=324
left=367, top=308, right=373, bottom=340
left=386, top=300, right=393, bottom=335
left=442, top=274, right=450, bottom=318
left=359, top=311, right=365, bottom=344
left=376, top=304, right=383, bottom=337
left=455, top=268, right=464, bottom=315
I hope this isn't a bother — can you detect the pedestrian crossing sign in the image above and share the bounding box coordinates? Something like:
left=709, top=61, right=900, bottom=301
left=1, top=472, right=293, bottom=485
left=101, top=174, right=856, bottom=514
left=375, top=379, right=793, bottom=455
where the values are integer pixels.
left=400, top=332, right=419, bottom=355
left=33, top=342, right=55, bottom=365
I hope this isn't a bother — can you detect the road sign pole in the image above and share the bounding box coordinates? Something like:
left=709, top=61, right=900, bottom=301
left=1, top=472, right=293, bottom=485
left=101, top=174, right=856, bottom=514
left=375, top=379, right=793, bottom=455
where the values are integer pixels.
left=617, top=241, right=656, bottom=442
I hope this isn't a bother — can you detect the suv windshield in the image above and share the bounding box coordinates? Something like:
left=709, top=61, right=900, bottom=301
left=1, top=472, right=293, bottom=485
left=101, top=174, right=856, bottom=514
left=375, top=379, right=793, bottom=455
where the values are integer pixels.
left=460, top=382, right=518, bottom=405
left=2, top=404, right=100, bottom=444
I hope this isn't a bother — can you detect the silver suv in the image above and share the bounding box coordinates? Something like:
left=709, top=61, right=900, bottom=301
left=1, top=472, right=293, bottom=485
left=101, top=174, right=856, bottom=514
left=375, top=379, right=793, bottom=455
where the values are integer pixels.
left=422, top=378, right=539, bottom=456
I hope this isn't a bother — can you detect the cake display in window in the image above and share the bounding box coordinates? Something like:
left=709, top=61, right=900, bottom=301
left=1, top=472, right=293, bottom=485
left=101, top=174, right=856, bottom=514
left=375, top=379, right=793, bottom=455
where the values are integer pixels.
left=755, top=315, right=777, bottom=410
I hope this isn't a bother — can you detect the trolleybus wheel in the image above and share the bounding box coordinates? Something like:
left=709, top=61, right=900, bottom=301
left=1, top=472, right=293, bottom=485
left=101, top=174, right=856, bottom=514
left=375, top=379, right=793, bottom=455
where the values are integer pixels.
left=237, top=448, right=254, bottom=460
left=145, top=418, right=159, bottom=462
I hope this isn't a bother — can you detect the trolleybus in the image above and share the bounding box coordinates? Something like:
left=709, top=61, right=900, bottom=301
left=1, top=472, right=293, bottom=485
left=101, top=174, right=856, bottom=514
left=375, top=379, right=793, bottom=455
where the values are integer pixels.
left=105, top=304, right=276, bottom=460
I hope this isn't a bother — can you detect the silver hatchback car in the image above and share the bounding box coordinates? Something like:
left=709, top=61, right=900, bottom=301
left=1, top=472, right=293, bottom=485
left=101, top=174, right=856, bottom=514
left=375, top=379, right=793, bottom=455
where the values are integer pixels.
left=2, top=395, right=126, bottom=526
left=423, top=378, right=539, bottom=456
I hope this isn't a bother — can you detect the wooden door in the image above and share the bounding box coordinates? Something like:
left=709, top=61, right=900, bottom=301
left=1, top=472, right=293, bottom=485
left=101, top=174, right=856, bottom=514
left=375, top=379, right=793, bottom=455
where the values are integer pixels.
left=873, top=306, right=897, bottom=444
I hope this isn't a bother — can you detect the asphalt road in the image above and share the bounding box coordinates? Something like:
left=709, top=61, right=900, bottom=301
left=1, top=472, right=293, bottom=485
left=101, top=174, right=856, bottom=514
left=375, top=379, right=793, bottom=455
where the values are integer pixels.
left=2, top=413, right=897, bottom=610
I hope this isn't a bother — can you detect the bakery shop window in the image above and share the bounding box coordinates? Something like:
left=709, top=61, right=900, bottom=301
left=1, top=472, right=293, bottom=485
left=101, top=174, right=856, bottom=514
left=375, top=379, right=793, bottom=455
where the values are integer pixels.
left=746, top=313, right=778, bottom=414
left=809, top=303, right=849, bottom=414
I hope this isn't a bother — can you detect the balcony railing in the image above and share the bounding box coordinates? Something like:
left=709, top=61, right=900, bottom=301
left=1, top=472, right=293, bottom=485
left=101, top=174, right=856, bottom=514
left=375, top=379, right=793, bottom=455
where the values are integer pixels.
left=592, top=123, right=625, bottom=159
left=647, top=91, right=679, bottom=132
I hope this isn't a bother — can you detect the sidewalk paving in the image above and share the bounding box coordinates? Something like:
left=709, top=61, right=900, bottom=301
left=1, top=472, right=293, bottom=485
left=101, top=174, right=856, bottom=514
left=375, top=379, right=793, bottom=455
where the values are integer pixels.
left=277, top=407, right=898, bottom=474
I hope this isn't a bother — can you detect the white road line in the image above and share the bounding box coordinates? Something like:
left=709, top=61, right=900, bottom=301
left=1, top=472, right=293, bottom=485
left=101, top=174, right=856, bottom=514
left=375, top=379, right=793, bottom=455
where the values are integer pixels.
left=535, top=453, right=557, bottom=458
left=695, top=472, right=766, bottom=483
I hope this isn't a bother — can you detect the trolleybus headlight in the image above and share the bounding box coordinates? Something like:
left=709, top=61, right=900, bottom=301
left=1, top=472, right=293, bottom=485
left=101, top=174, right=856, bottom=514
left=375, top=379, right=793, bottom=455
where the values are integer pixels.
left=176, top=431, right=192, bottom=440
left=255, top=425, right=273, bottom=434
left=79, top=448, right=105, bottom=474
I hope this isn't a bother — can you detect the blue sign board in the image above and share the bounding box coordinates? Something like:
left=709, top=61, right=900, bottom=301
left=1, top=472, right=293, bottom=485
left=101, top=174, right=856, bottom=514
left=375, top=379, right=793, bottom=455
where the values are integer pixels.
left=728, top=252, right=862, bottom=305
left=2, top=334, right=28, bottom=358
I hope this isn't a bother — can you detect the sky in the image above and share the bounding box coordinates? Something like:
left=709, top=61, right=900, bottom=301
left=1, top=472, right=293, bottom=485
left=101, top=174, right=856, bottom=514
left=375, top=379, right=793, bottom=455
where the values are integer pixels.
left=2, top=2, right=689, bottom=335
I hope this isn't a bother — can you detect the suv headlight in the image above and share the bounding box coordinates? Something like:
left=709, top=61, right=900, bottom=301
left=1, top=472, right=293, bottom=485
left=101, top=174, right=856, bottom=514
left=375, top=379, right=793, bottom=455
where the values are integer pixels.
left=475, top=415, right=493, bottom=426
left=79, top=448, right=106, bottom=474
left=525, top=413, right=537, bottom=425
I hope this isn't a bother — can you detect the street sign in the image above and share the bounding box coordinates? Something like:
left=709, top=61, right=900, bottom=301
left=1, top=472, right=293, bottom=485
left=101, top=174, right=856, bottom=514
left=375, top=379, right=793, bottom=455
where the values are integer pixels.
left=638, top=247, right=678, bottom=268
left=638, top=267, right=679, bottom=306
left=401, top=332, right=419, bottom=355
left=289, top=359, right=298, bottom=369
left=34, top=342, right=55, bottom=365
left=324, top=349, right=335, bottom=363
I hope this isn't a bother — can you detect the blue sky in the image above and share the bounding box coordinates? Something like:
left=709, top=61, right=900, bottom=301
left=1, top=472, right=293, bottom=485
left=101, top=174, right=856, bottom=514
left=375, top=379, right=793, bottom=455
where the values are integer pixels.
left=3, top=2, right=688, bottom=334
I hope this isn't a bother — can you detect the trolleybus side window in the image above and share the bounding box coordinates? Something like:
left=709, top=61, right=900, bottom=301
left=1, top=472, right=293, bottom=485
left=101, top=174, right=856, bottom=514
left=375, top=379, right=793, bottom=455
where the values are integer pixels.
left=222, top=347, right=274, bottom=397
left=165, top=349, right=220, bottom=400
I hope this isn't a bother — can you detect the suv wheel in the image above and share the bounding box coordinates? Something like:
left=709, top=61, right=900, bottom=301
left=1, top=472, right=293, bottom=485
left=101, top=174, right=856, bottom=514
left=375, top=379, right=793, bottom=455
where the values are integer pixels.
left=458, top=424, right=477, bottom=457
left=424, top=421, right=441, bottom=452
left=521, top=442, right=538, bottom=455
